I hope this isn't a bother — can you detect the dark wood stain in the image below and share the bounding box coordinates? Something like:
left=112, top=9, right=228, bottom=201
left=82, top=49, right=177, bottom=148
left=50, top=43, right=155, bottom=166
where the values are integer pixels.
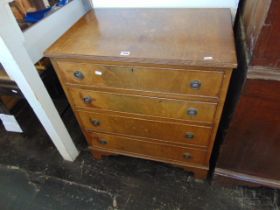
left=216, top=79, right=280, bottom=180
left=252, top=0, right=280, bottom=68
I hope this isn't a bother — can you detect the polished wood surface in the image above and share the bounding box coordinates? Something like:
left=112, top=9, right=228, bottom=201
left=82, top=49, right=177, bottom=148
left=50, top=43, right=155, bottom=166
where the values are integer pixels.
left=89, top=132, right=207, bottom=165
left=56, top=61, right=224, bottom=98
left=69, top=88, right=217, bottom=123
left=216, top=79, right=280, bottom=180
left=241, top=0, right=280, bottom=69
left=46, top=8, right=236, bottom=179
left=252, top=0, right=280, bottom=68
left=46, top=9, right=237, bottom=69
left=214, top=2, right=280, bottom=187
left=241, top=0, right=271, bottom=55
left=214, top=168, right=280, bottom=189
left=77, top=110, right=212, bottom=147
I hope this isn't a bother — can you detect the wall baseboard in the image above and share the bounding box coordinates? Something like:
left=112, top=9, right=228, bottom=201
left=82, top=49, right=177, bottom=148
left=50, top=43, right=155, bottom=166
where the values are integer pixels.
left=214, top=168, right=280, bottom=189
left=248, top=66, right=280, bottom=81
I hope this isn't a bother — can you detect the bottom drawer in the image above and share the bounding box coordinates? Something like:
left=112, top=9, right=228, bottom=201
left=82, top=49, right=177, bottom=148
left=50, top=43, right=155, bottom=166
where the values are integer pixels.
left=88, top=132, right=207, bottom=165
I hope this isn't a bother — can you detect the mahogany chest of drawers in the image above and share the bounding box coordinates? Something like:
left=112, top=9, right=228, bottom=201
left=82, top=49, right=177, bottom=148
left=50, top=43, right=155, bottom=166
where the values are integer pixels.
left=46, top=9, right=237, bottom=179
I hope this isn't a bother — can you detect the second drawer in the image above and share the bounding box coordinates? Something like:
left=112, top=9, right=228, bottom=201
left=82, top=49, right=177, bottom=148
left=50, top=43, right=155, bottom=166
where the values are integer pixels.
left=78, top=111, right=212, bottom=147
left=69, top=88, right=217, bottom=123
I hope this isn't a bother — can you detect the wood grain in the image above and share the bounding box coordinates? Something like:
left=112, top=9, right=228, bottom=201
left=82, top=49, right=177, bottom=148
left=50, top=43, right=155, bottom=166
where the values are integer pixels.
left=68, top=88, right=217, bottom=123
left=216, top=79, right=280, bottom=181
left=241, top=0, right=271, bottom=55
left=251, top=0, right=280, bottom=68
left=89, top=131, right=207, bottom=165
left=46, top=8, right=236, bottom=179
left=56, top=61, right=224, bottom=98
left=214, top=168, right=280, bottom=189
left=45, top=9, right=237, bottom=68
left=77, top=110, right=212, bottom=147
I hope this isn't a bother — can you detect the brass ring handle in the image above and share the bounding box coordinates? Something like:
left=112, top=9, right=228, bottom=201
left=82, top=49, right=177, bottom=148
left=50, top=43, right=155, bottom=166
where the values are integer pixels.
left=73, top=71, right=84, bottom=80
left=183, top=152, right=192, bottom=160
left=185, top=132, right=194, bottom=140
left=91, top=119, right=100, bottom=126
left=83, top=96, right=93, bottom=104
left=98, top=139, right=108, bottom=145
left=187, top=108, right=198, bottom=116
left=190, top=80, right=201, bottom=89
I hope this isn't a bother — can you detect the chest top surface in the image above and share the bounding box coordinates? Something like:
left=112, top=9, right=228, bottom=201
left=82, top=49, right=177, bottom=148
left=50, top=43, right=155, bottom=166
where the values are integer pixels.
left=45, top=8, right=237, bottom=68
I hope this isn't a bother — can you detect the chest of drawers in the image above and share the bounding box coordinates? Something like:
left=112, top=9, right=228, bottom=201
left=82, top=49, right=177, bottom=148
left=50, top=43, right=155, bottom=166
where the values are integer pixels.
left=46, top=9, right=237, bottom=179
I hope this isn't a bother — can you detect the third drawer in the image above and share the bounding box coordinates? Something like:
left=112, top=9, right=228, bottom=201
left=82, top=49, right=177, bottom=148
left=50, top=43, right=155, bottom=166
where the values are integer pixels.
left=77, top=110, right=212, bottom=147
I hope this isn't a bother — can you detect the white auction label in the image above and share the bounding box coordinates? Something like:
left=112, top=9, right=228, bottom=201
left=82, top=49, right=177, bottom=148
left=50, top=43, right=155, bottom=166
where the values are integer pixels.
left=203, top=56, right=213, bottom=60
left=120, top=51, right=130, bottom=56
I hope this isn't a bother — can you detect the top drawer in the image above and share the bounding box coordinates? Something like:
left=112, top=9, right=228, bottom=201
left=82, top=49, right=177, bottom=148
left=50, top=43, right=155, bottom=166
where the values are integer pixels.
left=56, top=61, right=224, bottom=98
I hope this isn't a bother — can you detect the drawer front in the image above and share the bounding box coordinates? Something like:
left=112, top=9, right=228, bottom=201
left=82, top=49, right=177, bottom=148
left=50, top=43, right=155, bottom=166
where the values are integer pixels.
left=89, top=132, right=207, bottom=165
left=69, top=88, right=217, bottom=123
left=78, top=111, right=212, bottom=147
left=57, top=61, right=224, bottom=97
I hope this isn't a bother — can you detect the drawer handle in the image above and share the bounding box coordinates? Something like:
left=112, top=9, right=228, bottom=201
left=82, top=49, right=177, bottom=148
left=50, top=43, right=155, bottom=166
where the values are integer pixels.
left=91, top=119, right=101, bottom=126
left=185, top=132, right=194, bottom=140
left=190, top=80, right=201, bottom=89
left=83, top=96, right=93, bottom=104
left=73, top=71, right=84, bottom=80
left=183, top=152, right=192, bottom=160
left=98, top=139, right=108, bottom=145
left=187, top=108, right=198, bottom=116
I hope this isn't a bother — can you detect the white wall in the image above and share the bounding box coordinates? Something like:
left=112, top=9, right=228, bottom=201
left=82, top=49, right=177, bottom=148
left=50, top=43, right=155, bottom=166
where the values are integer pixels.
left=92, top=0, right=240, bottom=17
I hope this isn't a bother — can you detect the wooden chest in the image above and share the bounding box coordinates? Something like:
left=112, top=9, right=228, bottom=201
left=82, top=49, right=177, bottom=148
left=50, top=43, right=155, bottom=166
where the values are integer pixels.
left=45, top=9, right=237, bottom=179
